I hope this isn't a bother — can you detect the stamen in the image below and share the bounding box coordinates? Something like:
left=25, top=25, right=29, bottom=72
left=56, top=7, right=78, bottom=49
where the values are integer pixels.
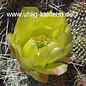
left=33, top=35, right=51, bottom=48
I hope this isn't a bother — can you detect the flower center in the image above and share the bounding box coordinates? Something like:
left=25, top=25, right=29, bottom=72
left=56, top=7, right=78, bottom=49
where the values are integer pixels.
left=33, top=35, right=51, bottom=48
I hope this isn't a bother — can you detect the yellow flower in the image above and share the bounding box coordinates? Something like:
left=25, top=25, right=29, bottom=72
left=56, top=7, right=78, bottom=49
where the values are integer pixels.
left=7, top=7, right=73, bottom=83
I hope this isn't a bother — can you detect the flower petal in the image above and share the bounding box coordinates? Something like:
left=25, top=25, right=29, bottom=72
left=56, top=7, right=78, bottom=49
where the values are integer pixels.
left=48, top=47, right=63, bottom=64
left=63, top=43, right=73, bottom=56
left=34, top=63, right=67, bottom=75
left=34, top=46, right=50, bottom=66
left=13, top=7, right=39, bottom=47
left=28, top=71, right=48, bottom=83
left=46, top=63, right=68, bottom=75
left=35, top=13, right=68, bottom=32
left=53, top=33, right=68, bottom=48
left=47, top=42, right=58, bottom=52
left=20, top=57, right=34, bottom=69
left=65, top=26, right=72, bottom=44
left=22, top=39, right=38, bottom=58
left=6, top=33, right=12, bottom=44
left=21, top=39, right=38, bottom=68
left=30, top=25, right=53, bottom=38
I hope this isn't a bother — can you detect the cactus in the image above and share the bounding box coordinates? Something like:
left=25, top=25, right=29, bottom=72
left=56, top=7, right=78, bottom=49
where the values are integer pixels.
left=67, top=1, right=86, bottom=61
